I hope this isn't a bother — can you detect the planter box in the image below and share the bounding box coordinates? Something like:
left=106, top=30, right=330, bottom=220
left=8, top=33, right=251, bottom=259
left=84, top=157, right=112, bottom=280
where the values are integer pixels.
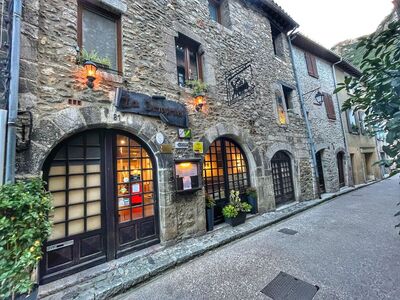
left=14, top=284, right=38, bottom=300
left=246, top=195, right=258, bottom=214
left=206, top=207, right=214, bottom=231
left=224, top=211, right=246, bottom=227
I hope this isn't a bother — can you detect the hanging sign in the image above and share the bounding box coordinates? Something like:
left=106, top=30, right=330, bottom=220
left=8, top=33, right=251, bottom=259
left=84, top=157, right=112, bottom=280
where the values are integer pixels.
left=193, top=142, right=204, bottom=154
left=115, top=88, right=189, bottom=128
left=225, top=60, right=256, bottom=106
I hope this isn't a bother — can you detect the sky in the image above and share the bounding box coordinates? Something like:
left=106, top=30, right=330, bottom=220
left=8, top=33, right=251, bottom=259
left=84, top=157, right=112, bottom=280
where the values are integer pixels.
left=273, top=0, right=395, bottom=48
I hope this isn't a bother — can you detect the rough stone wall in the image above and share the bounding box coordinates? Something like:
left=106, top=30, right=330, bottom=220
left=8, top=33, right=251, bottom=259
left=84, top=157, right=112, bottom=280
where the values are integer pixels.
left=293, top=46, right=348, bottom=192
left=335, top=68, right=381, bottom=185
left=15, top=0, right=314, bottom=243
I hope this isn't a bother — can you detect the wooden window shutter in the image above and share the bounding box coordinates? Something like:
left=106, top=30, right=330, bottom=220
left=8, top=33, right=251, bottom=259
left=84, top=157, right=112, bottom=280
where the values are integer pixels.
left=304, top=52, right=319, bottom=78
left=324, top=93, right=336, bottom=120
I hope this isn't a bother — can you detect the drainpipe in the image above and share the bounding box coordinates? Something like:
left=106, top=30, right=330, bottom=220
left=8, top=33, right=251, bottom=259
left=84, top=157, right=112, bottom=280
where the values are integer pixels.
left=0, top=109, right=7, bottom=185
left=287, top=28, right=321, bottom=198
left=5, top=0, right=22, bottom=184
left=331, top=59, right=354, bottom=186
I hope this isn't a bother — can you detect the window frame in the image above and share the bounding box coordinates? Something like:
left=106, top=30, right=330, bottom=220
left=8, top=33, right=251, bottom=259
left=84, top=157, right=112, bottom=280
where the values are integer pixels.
left=208, top=0, right=222, bottom=24
left=175, top=34, right=203, bottom=87
left=282, top=85, right=294, bottom=110
left=347, top=109, right=359, bottom=134
left=77, top=1, right=123, bottom=73
left=271, top=24, right=284, bottom=57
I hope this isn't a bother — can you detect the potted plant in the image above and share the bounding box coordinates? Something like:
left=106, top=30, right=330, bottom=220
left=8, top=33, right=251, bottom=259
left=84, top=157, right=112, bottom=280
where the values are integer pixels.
left=0, top=178, right=53, bottom=300
left=222, top=190, right=252, bottom=227
left=205, top=194, right=216, bottom=231
left=76, top=48, right=112, bottom=70
left=245, top=187, right=258, bottom=214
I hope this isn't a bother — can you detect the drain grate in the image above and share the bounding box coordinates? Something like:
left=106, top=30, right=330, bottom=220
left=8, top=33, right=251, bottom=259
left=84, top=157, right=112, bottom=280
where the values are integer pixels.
left=278, top=228, right=298, bottom=235
left=261, top=272, right=319, bottom=300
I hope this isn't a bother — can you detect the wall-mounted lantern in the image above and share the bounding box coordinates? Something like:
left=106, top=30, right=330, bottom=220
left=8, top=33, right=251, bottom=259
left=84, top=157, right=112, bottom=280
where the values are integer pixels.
left=83, top=60, right=97, bottom=88
left=194, top=94, right=205, bottom=112
left=314, top=91, right=325, bottom=106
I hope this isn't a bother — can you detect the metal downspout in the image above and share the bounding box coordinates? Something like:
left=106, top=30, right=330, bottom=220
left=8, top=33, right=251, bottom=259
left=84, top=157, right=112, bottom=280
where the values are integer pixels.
left=332, top=58, right=354, bottom=186
left=5, top=0, right=22, bottom=183
left=0, top=110, right=6, bottom=185
left=287, top=28, right=321, bottom=198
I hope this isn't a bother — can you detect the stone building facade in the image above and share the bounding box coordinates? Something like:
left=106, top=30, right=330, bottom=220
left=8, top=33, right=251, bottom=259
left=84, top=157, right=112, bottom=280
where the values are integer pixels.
left=292, top=34, right=350, bottom=193
left=335, top=67, right=382, bottom=185
left=14, top=0, right=316, bottom=283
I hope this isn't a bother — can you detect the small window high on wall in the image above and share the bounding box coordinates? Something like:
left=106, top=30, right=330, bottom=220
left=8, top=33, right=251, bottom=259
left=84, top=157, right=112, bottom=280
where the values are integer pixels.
left=271, top=24, right=284, bottom=57
left=175, top=34, right=203, bottom=87
left=78, top=2, right=122, bottom=71
left=275, top=90, right=288, bottom=125
left=208, top=0, right=221, bottom=23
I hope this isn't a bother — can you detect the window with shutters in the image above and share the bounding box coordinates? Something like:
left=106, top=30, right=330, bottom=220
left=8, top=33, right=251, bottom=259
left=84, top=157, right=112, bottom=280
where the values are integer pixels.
left=78, top=2, right=122, bottom=72
left=323, top=93, right=336, bottom=120
left=304, top=52, right=318, bottom=78
left=347, top=109, right=359, bottom=133
left=175, top=34, right=203, bottom=87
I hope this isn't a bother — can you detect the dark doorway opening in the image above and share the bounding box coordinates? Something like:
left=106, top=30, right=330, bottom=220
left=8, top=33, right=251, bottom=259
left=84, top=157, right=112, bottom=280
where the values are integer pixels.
left=316, top=150, right=326, bottom=193
left=271, top=151, right=295, bottom=206
left=337, top=152, right=345, bottom=188
left=40, top=129, right=159, bottom=283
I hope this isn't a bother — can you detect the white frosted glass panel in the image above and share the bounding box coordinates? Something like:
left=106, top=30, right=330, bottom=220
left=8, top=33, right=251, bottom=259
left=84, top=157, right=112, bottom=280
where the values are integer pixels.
left=53, top=207, right=65, bottom=223
left=69, top=175, right=84, bottom=189
left=49, top=223, right=65, bottom=241
left=69, top=190, right=84, bottom=204
left=69, top=205, right=84, bottom=219
left=87, top=202, right=101, bottom=216
left=87, top=216, right=101, bottom=231
left=52, top=192, right=65, bottom=207
left=87, top=163, right=100, bottom=173
left=49, top=165, right=66, bottom=176
left=83, top=8, right=117, bottom=69
left=69, top=220, right=84, bottom=235
left=87, top=188, right=101, bottom=201
left=48, top=177, right=66, bottom=191
left=69, top=164, right=84, bottom=174
left=87, top=174, right=100, bottom=187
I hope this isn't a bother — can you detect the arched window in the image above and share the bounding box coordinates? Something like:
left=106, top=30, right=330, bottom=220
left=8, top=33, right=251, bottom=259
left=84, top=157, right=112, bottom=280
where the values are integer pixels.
left=203, top=138, right=250, bottom=224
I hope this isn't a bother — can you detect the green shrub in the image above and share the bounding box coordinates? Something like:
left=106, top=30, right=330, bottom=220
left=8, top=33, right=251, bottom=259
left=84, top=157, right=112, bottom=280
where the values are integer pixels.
left=222, top=204, right=238, bottom=218
left=77, top=48, right=112, bottom=69
left=0, top=178, right=53, bottom=299
left=245, top=187, right=257, bottom=199
left=222, top=190, right=252, bottom=218
left=205, top=194, right=216, bottom=208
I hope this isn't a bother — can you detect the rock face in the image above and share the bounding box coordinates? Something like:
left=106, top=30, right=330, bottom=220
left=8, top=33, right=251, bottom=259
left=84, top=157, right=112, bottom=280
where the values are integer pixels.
left=15, top=0, right=314, bottom=254
left=332, top=8, right=398, bottom=67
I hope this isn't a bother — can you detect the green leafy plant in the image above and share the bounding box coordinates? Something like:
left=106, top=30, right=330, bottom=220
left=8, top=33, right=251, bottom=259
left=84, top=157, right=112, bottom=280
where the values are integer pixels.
left=0, top=178, right=53, bottom=299
left=245, top=187, right=257, bottom=199
left=185, top=79, right=208, bottom=96
left=222, top=190, right=252, bottom=218
left=77, top=48, right=112, bottom=69
left=205, top=194, right=216, bottom=208
left=335, top=19, right=400, bottom=176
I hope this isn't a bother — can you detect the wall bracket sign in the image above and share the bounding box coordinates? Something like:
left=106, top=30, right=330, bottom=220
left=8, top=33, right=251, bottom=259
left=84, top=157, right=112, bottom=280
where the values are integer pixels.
left=115, top=88, right=189, bottom=128
left=225, top=60, right=256, bottom=106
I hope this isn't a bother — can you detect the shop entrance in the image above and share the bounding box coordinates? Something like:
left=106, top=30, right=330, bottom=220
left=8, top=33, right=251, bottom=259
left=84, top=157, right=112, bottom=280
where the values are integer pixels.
left=271, top=151, right=295, bottom=206
left=40, top=129, right=159, bottom=283
left=203, top=138, right=250, bottom=225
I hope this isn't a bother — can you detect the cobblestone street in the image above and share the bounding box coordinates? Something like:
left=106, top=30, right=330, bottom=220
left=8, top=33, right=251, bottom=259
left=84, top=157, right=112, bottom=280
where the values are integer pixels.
left=116, top=178, right=400, bottom=300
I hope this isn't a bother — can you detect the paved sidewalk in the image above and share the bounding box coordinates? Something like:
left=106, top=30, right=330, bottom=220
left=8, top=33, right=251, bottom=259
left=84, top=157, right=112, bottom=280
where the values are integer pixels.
left=39, top=181, right=379, bottom=300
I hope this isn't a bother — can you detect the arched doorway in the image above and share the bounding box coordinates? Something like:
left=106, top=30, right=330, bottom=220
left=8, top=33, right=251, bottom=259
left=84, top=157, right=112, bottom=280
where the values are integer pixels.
left=203, top=138, right=250, bottom=225
left=271, top=151, right=295, bottom=206
left=316, top=150, right=326, bottom=193
left=337, top=152, right=345, bottom=188
left=40, top=129, right=159, bottom=283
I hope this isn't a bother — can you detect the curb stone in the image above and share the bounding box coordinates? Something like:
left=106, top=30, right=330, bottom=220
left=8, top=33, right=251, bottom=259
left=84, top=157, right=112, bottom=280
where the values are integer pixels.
left=39, top=180, right=380, bottom=300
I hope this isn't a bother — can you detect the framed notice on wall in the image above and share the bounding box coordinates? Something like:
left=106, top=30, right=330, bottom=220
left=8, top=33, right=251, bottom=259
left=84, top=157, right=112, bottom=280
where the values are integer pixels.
left=174, top=159, right=202, bottom=193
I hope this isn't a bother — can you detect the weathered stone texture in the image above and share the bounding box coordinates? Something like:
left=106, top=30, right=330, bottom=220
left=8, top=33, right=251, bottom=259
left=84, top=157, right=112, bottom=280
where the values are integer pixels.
left=16, top=0, right=315, bottom=243
left=293, top=46, right=348, bottom=192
